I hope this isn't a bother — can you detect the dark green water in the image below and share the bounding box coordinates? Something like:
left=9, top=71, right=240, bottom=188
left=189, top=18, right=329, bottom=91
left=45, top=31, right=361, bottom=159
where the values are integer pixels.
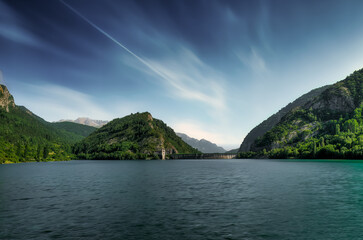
left=1, top=159, right=363, bottom=239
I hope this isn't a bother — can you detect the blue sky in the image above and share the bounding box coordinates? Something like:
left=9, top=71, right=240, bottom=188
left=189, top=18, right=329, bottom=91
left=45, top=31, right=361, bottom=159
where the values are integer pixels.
left=1, top=0, right=363, bottom=149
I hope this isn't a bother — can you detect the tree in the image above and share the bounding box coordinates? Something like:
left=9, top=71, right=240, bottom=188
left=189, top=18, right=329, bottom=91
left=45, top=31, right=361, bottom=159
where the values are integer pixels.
left=313, top=141, right=317, bottom=157
left=321, top=137, right=325, bottom=147
left=43, top=145, right=49, bottom=160
left=36, top=144, right=42, bottom=160
left=336, top=124, right=340, bottom=135
left=23, top=144, right=29, bottom=160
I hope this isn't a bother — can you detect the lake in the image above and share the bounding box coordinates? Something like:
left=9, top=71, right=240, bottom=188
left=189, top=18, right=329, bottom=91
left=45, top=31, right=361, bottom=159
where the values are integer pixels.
left=1, top=159, right=363, bottom=239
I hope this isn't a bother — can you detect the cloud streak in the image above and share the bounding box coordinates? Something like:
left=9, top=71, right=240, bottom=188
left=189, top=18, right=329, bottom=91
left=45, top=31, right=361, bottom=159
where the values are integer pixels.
left=60, top=0, right=226, bottom=111
left=0, top=1, right=40, bottom=47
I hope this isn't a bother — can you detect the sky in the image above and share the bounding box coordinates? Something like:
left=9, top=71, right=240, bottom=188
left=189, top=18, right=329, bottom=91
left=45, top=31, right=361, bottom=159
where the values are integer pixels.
left=1, top=0, right=363, bottom=150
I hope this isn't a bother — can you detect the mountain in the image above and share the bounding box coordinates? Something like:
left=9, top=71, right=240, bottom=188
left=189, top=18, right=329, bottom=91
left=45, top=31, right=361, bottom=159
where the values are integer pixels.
left=239, top=85, right=330, bottom=152
left=73, top=112, right=199, bottom=160
left=57, top=117, right=108, bottom=128
left=176, top=133, right=226, bottom=153
left=225, top=148, right=239, bottom=154
left=238, top=68, right=363, bottom=159
left=51, top=122, right=97, bottom=137
left=0, top=84, right=83, bottom=163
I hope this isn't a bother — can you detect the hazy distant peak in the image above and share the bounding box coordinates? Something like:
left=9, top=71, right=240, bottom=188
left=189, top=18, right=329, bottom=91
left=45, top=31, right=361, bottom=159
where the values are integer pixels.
left=57, top=117, right=109, bottom=128
left=176, top=133, right=226, bottom=153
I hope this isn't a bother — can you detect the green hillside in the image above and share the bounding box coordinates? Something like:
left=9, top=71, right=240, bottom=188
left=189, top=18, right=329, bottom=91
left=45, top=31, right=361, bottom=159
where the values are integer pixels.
left=0, top=84, right=84, bottom=163
left=73, top=112, right=199, bottom=160
left=51, top=122, right=97, bottom=137
left=238, top=68, right=363, bottom=159
left=238, top=85, right=330, bottom=152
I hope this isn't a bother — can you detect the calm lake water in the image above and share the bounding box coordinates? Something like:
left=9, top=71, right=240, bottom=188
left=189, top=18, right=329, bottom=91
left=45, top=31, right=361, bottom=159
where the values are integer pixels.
left=1, top=159, right=363, bottom=239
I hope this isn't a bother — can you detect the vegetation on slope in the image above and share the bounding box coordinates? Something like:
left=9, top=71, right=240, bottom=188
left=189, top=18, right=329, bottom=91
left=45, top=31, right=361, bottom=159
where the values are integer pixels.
left=239, top=85, right=330, bottom=152
left=0, top=106, right=78, bottom=163
left=73, top=112, right=199, bottom=160
left=0, top=84, right=196, bottom=163
left=238, top=68, right=363, bottom=159
left=51, top=122, right=97, bottom=137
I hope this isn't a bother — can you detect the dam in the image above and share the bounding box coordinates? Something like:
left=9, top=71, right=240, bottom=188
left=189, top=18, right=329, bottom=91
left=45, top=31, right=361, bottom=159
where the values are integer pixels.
left=170, top=153, right=236, bottom=159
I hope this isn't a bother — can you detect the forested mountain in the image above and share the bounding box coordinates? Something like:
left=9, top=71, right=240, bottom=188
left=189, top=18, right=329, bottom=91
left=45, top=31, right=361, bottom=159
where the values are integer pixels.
left=176, top=133, right=226, bottom=153
left=0, top=84, right=85, bottom=163
left=225, top=148, right=239, bottom=154
left=73, top=112, right=199, bottom=160
left=0, top=84, right=197, bottom=163
left=239, top=85, right=330, bottom=152
left=238, top=68, right=363, bottom=159
left=51, top=122, right=97, bottom=137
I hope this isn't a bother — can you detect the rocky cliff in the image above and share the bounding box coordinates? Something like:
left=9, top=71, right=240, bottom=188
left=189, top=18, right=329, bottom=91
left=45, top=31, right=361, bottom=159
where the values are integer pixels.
left=0, top=84, right=15, bottom=112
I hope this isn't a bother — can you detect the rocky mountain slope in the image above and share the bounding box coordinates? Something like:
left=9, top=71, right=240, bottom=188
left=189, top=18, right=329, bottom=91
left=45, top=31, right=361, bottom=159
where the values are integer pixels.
left=0, top=85, right=15, bottom=112
left=176, top=133, right=226, bottom=153
left=239, top=85, right=330, bottom=152
left=73, top=112, right=199, bottom=160
left=238, top=68, right=363, bottom=159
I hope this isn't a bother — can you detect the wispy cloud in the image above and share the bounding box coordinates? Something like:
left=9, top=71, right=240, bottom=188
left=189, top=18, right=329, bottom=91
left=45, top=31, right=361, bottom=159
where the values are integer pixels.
left=12, top=83, right=112, bottom=121
left=60, top=0, right=227, bottom=112
left=236, top=46, right=267, bottom=73
left=0, top=23, right=39, bottom=47
left=0, top=1, right=40, bottom=47
left=145, top=48, right=226, bottom=111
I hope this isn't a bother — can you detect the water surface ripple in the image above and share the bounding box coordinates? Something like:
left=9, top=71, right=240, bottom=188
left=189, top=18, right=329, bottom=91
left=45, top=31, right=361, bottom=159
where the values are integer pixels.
left=1, top=159, right=363, bottom=239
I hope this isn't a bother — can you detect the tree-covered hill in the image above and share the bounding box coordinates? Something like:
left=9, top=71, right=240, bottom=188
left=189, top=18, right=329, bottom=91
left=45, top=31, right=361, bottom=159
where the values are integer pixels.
left=238, top=68, right=363, bottom=159
left=239, top=85, right=330, bottom=152
left=51, top=122, right=97, bottom=137
left=0, top=84, right=87, bottom=163
left=73, top=112, right=199, bottom=160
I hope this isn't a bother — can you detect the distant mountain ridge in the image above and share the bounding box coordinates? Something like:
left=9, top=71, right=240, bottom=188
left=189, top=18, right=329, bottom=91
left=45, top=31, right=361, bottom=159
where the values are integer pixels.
left=57, top=117, right=109, bottom=128
left=176, top=133, right=226, bottom=153
left=51, top=122, right=97, bottom=137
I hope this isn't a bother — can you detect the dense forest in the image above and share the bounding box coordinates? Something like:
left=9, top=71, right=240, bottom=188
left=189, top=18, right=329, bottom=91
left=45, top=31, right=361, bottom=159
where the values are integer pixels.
left=0, top=83, right=102, bottom=164
left=51, top=122, right=96, bottom=137
left=0, top=106, right=78, bottom=163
